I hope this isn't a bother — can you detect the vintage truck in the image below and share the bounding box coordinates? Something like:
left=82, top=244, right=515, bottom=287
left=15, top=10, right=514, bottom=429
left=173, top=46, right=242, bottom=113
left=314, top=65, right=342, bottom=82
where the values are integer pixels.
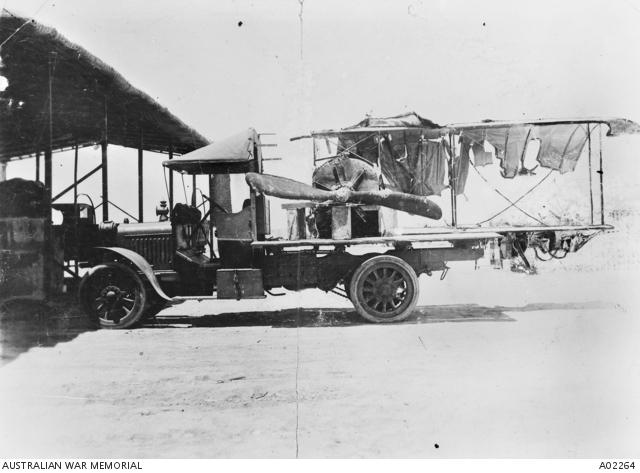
left=3, top=115, right=635, bottom=328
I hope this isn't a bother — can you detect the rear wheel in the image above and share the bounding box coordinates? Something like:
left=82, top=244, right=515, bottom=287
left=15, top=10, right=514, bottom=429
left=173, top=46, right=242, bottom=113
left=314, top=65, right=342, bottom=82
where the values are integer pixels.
left=79, top=262, right=148, bottom=329
left=349, top=255, right=419, bottom=323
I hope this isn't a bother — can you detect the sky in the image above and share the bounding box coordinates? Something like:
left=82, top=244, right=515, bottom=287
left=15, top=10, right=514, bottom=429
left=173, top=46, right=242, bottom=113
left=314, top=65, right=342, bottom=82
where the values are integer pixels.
left=4, top=0, right=640, bottom=228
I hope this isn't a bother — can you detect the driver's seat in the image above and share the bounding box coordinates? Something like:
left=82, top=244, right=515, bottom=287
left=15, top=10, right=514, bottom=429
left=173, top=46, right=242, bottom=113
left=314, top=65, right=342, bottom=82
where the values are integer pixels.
left=171, top=203, right=208, bottom=254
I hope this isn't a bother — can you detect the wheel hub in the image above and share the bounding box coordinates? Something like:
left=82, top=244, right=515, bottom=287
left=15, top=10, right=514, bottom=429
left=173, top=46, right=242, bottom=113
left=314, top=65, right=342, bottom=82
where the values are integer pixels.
left=363, top=267, right=408, bottom=313
left=101, top=285, right=122, bottom=305
left=378, top=283, right=393, bottom=298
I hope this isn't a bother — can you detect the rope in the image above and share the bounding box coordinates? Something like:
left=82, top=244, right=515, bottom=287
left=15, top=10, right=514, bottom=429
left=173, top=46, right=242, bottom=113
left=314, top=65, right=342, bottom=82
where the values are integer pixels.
left=470, top=160, right=552, bottom=226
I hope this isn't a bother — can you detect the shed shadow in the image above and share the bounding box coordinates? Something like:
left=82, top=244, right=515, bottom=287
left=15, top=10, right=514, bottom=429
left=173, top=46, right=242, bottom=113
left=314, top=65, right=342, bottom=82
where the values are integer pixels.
left=0, top=296, right=96, bottom=365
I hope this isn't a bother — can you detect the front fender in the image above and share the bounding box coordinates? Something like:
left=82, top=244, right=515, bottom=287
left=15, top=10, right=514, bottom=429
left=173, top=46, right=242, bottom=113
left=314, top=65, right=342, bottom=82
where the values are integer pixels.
left=95, top=247, right=171, bottom=301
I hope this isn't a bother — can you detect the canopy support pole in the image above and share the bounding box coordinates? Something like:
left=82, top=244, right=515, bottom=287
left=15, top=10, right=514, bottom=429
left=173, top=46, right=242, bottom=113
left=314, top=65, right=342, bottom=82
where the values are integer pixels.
left=598, top=125, right=605, bottom=225
left=191, top=174, right=197, bottom=207
left=448, top=133, right=458, bottom=227
left=312, top=137, right=317, bottom=166
left=101, top=98, right=109, bottom=221
left=138, top=128, right=144, bottom=222
left=168, top=143, right=174, bottom=210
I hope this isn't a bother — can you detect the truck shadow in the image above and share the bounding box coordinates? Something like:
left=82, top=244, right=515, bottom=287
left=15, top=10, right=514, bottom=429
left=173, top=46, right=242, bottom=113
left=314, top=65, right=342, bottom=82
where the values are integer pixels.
left=0, top=296, right=96, bottom=366
left=150, top=300, right=616, bottom=329
left=0, top=299, right=617, bottom=365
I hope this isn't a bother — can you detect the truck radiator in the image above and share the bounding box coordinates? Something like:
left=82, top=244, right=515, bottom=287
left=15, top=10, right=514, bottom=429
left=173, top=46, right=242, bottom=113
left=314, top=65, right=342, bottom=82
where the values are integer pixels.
left=119, top=234, right=173, bottom=270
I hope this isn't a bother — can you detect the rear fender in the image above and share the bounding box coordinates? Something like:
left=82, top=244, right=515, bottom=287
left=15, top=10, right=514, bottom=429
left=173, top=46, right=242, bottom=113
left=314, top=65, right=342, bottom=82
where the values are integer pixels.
left=94, top=247, right=171, bottom=301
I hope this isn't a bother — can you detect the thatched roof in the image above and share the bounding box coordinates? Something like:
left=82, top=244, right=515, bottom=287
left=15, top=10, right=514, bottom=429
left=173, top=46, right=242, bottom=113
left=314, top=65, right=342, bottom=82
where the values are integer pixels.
left=0, top=9, right=210, bottom=162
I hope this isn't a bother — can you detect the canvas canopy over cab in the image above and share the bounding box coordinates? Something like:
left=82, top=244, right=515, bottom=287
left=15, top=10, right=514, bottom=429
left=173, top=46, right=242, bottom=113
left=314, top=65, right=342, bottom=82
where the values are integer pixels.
left=162, top=128, right=262, bottom=175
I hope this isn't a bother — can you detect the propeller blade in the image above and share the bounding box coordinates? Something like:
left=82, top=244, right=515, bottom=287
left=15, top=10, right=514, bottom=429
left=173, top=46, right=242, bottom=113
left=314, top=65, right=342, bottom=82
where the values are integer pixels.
left=349, top=190, right=442, bottom=220
left=246, top=173, right=442, bottom=220
left=246, top=173, right=332, bottom=200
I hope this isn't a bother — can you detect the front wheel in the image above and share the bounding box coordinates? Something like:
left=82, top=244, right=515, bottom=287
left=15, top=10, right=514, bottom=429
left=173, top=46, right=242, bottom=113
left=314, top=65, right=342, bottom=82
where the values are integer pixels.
left=79, top=262, right=148, bottom=329
left=349, top=255, right=419, bottom=323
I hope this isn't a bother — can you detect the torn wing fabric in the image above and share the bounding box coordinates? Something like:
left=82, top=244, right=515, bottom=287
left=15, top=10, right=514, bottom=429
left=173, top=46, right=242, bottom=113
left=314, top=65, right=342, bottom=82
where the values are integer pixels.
left=461, top=123, right=589, bottom=177
left=453, top=138, right=470, bottom=195
left=533, top=124, right=589, bottom=174
left=337, top=131, right=448, bottom=197
left=462, top=126, right=526, bottom=178
left=502, top=125, right=531, bottom=178
left=379, top=134, right=448, bottom=196
left=471, top=142, right=493, bottom=166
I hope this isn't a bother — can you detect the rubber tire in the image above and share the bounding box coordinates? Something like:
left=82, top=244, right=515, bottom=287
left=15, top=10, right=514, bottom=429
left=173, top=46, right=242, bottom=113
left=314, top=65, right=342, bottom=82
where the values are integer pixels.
left=349, top=255, right=419, bottom=323
left=79, top=262, right=148, bottom=329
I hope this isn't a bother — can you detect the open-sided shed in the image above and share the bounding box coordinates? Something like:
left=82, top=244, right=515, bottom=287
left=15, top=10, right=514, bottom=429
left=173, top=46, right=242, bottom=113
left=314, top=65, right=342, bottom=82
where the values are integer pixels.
left=0, top=8, right=212, bottom=297
left=0, top=8, right=210, bottom=221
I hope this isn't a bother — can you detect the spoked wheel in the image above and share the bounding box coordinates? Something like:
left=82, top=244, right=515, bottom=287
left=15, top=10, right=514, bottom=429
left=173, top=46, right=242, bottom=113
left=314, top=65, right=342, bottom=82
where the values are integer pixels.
left=79, top=262, right=148, bottom=329
left=349, top=255, right=419, bottom=323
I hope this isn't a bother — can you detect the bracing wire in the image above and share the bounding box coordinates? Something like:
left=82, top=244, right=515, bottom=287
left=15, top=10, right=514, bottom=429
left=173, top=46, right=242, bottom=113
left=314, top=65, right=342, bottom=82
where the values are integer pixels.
left=470, top=160, right=552, bottom=226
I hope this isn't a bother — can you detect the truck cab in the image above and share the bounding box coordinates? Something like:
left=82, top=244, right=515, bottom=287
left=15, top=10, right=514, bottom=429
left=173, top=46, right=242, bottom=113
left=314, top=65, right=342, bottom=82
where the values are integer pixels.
left=79, top=128, right=271, bottom=327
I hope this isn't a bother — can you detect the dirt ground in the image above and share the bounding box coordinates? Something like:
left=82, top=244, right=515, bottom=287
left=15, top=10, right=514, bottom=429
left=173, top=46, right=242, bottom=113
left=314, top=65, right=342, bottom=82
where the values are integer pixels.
left=1, top=249, right=639, bottom=458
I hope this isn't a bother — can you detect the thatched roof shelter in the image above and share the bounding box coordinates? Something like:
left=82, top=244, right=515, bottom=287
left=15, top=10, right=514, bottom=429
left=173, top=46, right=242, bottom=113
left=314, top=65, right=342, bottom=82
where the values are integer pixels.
left=0, top=8, right=209, bottom=162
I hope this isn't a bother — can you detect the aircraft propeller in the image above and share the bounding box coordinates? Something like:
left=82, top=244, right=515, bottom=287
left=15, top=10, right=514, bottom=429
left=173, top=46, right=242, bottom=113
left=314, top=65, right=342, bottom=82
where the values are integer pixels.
left=245, top=172, right=442, bottom=220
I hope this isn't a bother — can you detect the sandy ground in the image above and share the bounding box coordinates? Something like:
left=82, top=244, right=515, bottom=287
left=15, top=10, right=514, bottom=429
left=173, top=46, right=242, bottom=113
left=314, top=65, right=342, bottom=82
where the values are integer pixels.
left=1, top=257, right=639, bottom=458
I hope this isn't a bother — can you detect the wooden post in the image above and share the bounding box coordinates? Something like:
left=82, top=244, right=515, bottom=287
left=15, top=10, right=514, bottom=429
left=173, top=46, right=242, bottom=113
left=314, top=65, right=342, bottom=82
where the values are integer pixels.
left=44, top=149, right=52, bottom=208
left=44, top=147, right=52, bottom=294
left=101, top=98, right=109, bottom=221
left=168, top=144, right=174, bottom=211
left=43, top=52, right=55, bottom=298
left=73, top=142, right=79, bottom=207
left=35, top=150, right=41, bottom=182
left=101, top=140, right=109, bottom=221
left=73, top=141, right=79, bottom=276
left=209, top=174, right=216, bottom=241
left=44, top=146, right=53, bottom=207
left=138, top=129, right=144, bottom=222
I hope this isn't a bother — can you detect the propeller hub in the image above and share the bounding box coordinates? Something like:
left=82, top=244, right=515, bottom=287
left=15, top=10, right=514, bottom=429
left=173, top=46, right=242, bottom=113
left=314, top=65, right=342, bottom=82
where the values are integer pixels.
left=335, top=187, right=350, bottom=202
